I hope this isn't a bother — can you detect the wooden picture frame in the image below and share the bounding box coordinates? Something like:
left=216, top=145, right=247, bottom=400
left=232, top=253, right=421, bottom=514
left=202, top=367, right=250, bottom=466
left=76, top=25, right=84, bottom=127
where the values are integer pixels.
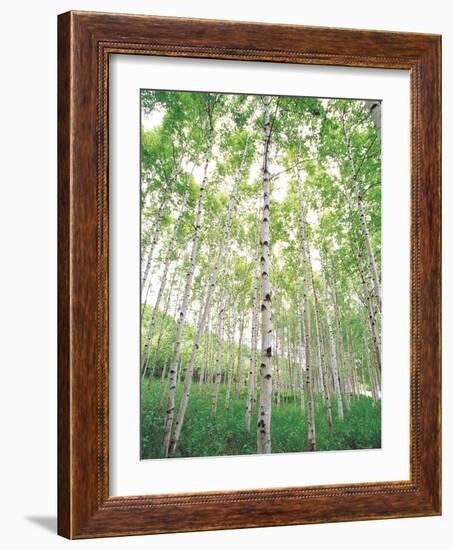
left=58, top=10, right=441, bottom=539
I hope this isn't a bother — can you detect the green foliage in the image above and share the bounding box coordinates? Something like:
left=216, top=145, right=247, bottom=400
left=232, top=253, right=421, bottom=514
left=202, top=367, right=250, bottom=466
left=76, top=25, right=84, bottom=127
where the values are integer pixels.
left=141, top=381, right=380, bottom=458
left=140, top=89, right=382, bottom=458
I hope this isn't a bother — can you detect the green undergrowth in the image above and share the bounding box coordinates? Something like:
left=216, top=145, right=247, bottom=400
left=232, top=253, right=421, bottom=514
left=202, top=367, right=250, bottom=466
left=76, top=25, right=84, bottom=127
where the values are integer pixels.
left=140, top=379, right=381, bottom=459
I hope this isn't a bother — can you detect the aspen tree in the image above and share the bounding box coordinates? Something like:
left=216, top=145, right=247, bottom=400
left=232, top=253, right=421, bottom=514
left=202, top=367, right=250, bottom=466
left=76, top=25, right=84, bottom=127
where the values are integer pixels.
left=320, top=248, right=344, bottom=420
left=225, top=307, right=236, bottom=409
left=161, top=98, right=216, bottom=457
left=257, top=96, right=273, bottom=454
left=234, top=315, right=245, bottom=398
left=245, top=282, right=259, bottom=429
left=307, top=242, right=333, bottom=430
left=212, top=257, right=228, bottom=415
left=295, top=293, right=306, bottom=412
left=352, top=242, right=381, bottom=371
left=296, top=166, right=316, bottom=451
left=168, top=123, right=251, bottom=455
left=145, top=265, right=178, bottom=386
left=341, top=112, right=381, bottom=311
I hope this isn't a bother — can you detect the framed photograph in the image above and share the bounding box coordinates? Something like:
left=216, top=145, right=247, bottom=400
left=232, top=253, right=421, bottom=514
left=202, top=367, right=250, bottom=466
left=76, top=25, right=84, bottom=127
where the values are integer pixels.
left=58, top=11, right=441, bottom=538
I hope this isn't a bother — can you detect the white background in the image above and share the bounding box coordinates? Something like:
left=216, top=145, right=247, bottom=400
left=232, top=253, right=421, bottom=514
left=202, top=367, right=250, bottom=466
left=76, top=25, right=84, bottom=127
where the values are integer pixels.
left=110, top=56, right=410, bottom=495
left=0, top=0, right=450, bottom=548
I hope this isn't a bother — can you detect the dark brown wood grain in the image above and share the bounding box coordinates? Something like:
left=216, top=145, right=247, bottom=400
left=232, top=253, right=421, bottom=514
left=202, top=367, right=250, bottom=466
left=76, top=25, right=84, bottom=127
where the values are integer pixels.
left=57, top=11, right=71, bottom=537
left=57, top=10, right=442, bottom=539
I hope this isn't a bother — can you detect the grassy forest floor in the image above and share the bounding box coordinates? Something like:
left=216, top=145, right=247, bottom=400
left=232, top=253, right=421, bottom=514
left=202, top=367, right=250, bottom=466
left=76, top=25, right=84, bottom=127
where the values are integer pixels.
left=141, top=379, right=381, bottom=459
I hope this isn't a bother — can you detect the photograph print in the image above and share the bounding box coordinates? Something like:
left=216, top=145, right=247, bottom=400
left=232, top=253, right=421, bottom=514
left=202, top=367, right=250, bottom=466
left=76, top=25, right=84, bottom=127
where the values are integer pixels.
left=140, top=89, right=382, bottom=459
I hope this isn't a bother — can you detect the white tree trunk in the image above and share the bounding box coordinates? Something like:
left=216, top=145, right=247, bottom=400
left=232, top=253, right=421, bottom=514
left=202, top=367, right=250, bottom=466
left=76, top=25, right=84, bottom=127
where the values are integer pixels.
left=225, top=308, right=236, bottom=409
left=245, top=281, right=259, bottom=430
left=211, top=305, right=224, bottom=415
left=353, top=241, right=381, bottom=371
left=274, top=330, right=281, bottom=406
left=296, top=168, right=316, bottom=451
left=212, top=258, right=228, bottom=415
left=363, top=329, right=379, bottom=401
left=141, top=182, right=173, bottom=300
left=257, top=96, right=273, bottom=455
left=145, top=265, right=178, bottom=386
left=161, top=122, right=214, bottom=457
left=321, top=249, right=344, bottom=420
left=307, top=242, right=333, bottom=430
left=286, top=323, right=294, bottom=395
left=168, top=135, right=249, bottom=455
left=234, top=315, right=245, bottom=398
left=341, top=116, right=381, bottom=311
left=141, top=223, right=160, bottom=289
left=168, top=249, right=223, bottom=455
left=296, top=294, right=306, bottom=413
left=141, top=256, right=174, bottom=379
left=328, top=257, right=350, bottom=411
left=141, top=192, right=188, bottom=378
left=198, top=306, right=212, bottom=388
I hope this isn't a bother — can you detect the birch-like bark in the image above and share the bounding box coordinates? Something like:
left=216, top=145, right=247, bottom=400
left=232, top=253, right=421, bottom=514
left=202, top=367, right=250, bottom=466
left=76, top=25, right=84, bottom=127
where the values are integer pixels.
left=274, top=330, right=281, bottom=406
left=362, top=330, right=378, bottom=400
left=141, top=179, right=174, bottom=302
left=160, top=359, right=169, bottom=382
left=245, top=282, right=259, bottom=430
left=343, top=179, right=381, bottom=373
left=161, top=116, right=214, bottom=457
left=234, top=315, right=245, bottom=398
left=352, top=241, right=381, bottom=371
left=329, top=260, right=351, bottom=411
left=286, top=323, right=294, bottom=394
left=168, top=126, right=251, bottom=456
left=145, top=266, right=178, bottom=386
left=296, top=167, right=316, bottom=451
left=141, top=255, right=174, bottom=379
left=307, top=243, right=333, bottom=430
left=320, top=248, right=344, bottom=420
left=341, top=115, right=381, bottom=311
left=141, top=160, right=187, bottom=298
left=225, top=308, right=236, bottom=408
left=157, top=281, right=183, bottom=403
left=366, top=321, right=381, bottom=401
left=198, top=307, right=212, bottom=388
left=168, top=250, right=223, bottom=455
left=315, top=335, right=323, bottom=393
left=347, top=332, right=358, bottom=400
left=211, top=302, right=224, bottom=415
left=349, top=330, right=359, bottom=398
left=257, top=96, right=273, bottom=454
left=155, top=267, right=177, bottom=353
left=212, top=258, right=228, bottom=415
left=141, top=193, right=188, bottom=378
left=141, top=208, right=163, bottom=290
left=296, top=293, right=306, bottom=412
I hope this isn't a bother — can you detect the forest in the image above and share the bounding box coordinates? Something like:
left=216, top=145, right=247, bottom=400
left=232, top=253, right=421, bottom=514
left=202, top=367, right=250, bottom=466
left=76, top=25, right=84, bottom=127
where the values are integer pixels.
left=140, top=89, right=382, bottom=459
